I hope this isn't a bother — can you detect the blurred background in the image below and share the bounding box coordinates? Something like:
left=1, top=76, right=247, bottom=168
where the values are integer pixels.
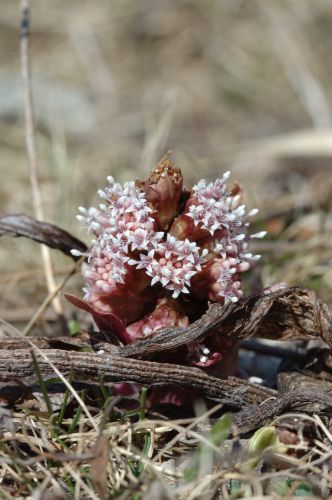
left=1, top=0, right=332, bottom=329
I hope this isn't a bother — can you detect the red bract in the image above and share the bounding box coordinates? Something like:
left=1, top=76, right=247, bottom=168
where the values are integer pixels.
left=136, top=159, right=183, bottom=231
left=68, top=160, right=266, bottom=393
left=126, top=297, right=188, bottom=342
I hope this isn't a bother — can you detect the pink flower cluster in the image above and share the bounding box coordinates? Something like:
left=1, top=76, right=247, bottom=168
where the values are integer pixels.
left=72, top=178, right=163, bottom=294
left=68, top=160, right=265, bottom=369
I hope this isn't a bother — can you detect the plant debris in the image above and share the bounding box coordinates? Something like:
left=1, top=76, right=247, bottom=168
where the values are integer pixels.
left=0, top=213, right=87, bottom=261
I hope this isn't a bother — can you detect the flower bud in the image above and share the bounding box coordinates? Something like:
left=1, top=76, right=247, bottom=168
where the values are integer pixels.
left=169, top=213, right=209, bottom=241
left=137, top=159, right=183, bottom=230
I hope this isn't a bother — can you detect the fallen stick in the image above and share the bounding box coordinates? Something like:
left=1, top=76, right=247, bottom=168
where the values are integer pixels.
left=0, top=348, right=275, bottom=408
left=0, top=348, right=332, bottom=434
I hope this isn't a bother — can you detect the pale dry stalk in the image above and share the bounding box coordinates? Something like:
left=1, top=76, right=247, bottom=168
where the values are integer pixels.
left=20, top=0, right=62, bottom=320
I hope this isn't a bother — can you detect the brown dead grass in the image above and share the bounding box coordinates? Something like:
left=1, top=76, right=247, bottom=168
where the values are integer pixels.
left=1, top=398, right=331, bottom=498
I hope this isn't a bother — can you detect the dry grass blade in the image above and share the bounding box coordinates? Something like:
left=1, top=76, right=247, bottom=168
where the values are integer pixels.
left=21, top=256, right=84, bottom=336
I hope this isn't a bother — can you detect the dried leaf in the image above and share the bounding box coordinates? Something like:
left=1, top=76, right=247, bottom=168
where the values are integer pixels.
left=90, top=436, right=109, bottom=500
left=0, top=213, right=87, bottom=260
left=119, top=287, right=332, bottom=358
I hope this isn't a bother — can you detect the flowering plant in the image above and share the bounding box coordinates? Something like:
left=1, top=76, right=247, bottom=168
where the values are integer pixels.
left=67, top=159, right=265, bottom=373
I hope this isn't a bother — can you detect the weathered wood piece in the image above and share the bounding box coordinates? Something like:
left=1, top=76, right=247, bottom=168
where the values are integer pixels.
left=0, top=347, right=331, bottom=434
left=0, top=348, right=276, bottom=408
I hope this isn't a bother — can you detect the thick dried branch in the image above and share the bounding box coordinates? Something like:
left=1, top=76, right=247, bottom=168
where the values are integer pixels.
left=0, top=332, right=118, bottom=353
left=0, top=348, right=275, bottom=409
left=0, top=213, right=87, bottom=261
left=0, top=347, right=331, bottom=434
left=234, top=389, right=332, bottom=435
left=0, top=334, right=92, bottom=351
left=119, top=287, right=332, bottom=358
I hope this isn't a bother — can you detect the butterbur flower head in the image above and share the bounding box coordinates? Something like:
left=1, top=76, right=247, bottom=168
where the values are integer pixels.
left=70, top=159, right=265, bottom=367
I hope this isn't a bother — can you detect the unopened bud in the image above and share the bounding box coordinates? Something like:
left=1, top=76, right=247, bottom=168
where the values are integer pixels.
left=137, top=159, right=183, bottom=230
